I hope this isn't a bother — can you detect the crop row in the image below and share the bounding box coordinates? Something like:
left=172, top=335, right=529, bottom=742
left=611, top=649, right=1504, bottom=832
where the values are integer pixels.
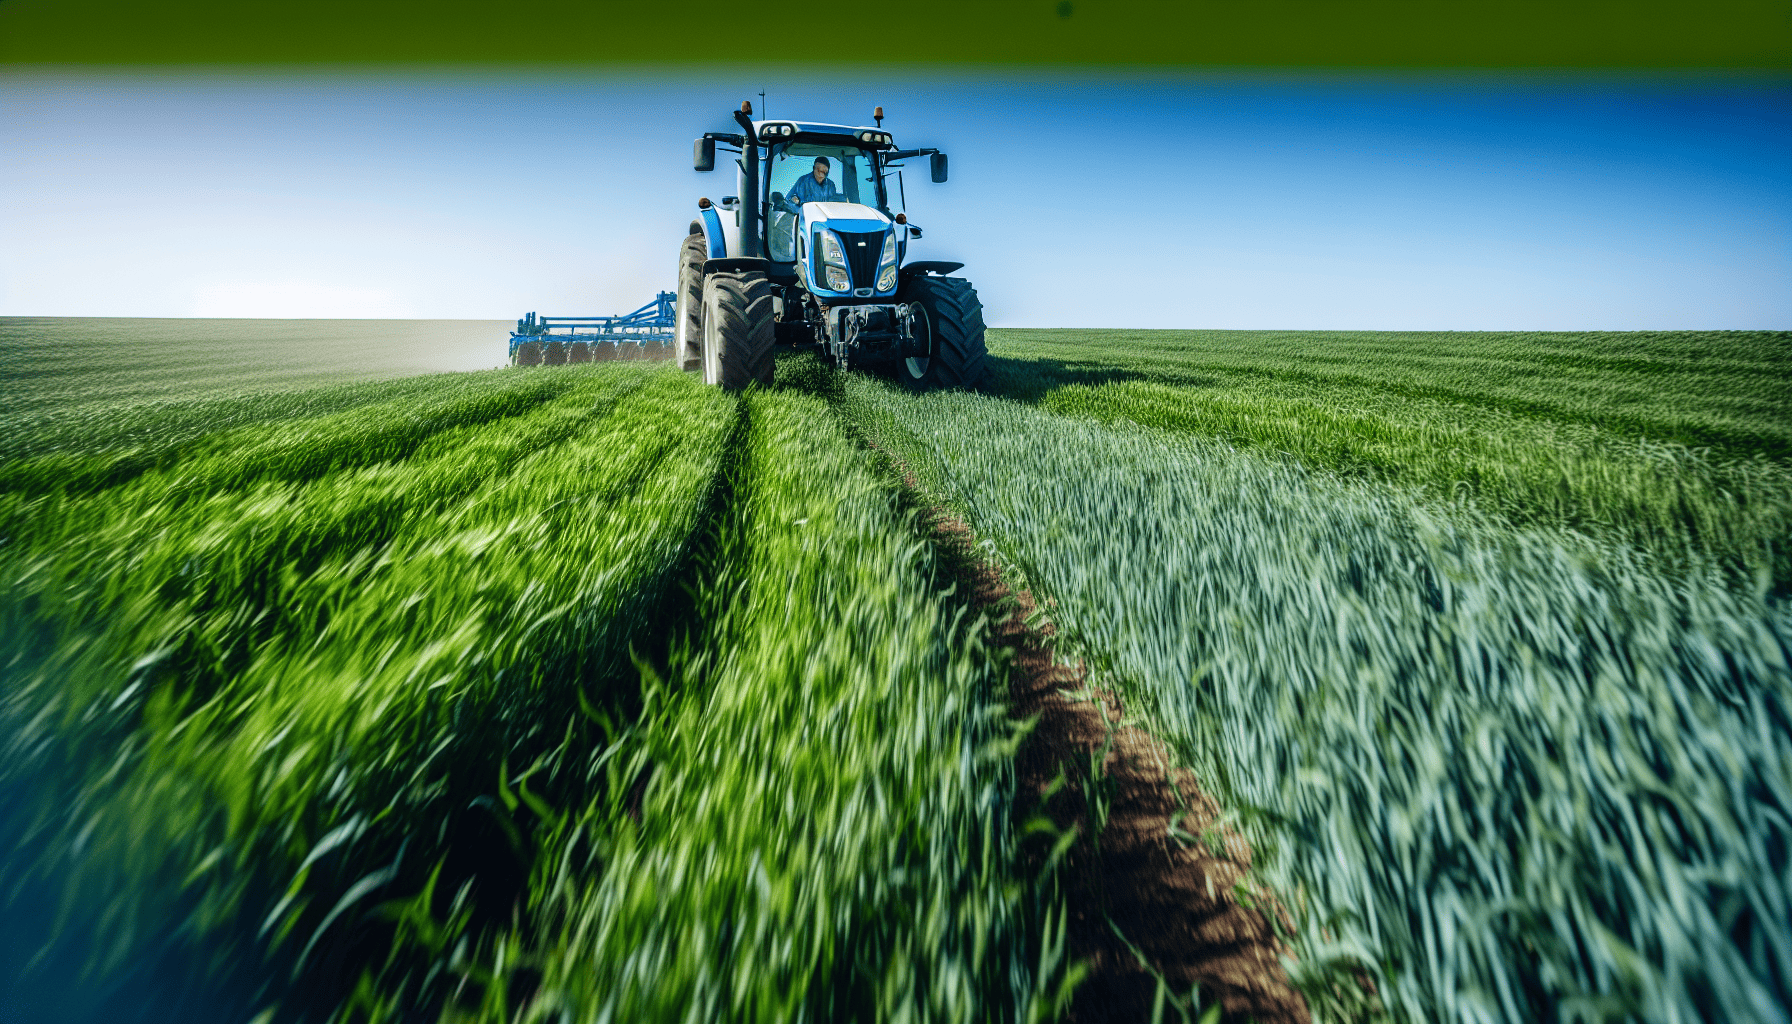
left=0, top=367, right=585, bottom=499
left=0, top=368, right=522, bottom=465
left=0, top=317, right=491, bottom=420
left=1040, top=375, right=1792, bottom=591
left=1, top=364, right=1065, bottom=1023
left=988, top=329, right=1792, bottom=461
left=835, top=370, right=1792, bottom=1024
left=425, top=388, right=1069, bottom=1023
left=2, top=365, right=736, bottom=1018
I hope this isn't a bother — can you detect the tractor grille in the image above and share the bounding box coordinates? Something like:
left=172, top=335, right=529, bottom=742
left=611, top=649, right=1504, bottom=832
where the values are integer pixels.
left=834, top=230, right=884, bottom=291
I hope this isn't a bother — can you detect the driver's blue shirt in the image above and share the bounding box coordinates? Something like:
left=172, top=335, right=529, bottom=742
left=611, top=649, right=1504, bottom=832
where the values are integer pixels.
left=784, top=173, right=844, bottom=212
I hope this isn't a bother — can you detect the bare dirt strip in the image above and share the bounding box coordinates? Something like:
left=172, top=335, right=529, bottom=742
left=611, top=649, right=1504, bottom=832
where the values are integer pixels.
left=921, top=508, right=1311, bottom=1024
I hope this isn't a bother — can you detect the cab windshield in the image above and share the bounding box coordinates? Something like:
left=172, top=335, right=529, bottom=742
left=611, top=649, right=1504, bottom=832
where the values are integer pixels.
left=766, top=142, right=883, bottom=262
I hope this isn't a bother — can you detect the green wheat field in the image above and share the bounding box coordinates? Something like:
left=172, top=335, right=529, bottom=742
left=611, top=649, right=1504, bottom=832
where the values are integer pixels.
left=1, top=319, right=1787, bottom=1024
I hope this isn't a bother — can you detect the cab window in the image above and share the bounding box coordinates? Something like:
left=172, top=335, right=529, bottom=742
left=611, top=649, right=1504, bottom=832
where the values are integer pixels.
left=766, top=142, right=882, bottom=262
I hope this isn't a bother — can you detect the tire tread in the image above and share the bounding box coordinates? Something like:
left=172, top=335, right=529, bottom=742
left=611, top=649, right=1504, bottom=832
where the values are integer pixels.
left=704, top=271, right=775, bottom=389
left=676, top=233, right=706, bottom=371
left=900, top=276, right=988, bottom=389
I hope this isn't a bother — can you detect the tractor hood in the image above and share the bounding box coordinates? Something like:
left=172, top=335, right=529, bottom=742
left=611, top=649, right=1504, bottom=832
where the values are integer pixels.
left=797, top=201, right=902, bottom=300
left=803, top=202, right=890, bottom=232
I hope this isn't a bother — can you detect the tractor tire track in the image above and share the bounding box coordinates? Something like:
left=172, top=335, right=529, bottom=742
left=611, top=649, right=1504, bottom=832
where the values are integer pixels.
left=915, top=499, right=1311, bottom=1024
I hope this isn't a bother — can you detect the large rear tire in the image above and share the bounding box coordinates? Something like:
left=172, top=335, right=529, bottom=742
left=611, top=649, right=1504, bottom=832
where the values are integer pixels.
left=894, top=275, right=987, bottom=391
left=700, top=271, right=774, bottom=389
left=675, top=233, right=706, bottom=373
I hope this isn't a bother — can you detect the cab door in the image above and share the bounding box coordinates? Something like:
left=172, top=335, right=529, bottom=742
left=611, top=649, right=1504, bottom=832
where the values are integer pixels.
left=761, top=144, right=794, bottom=263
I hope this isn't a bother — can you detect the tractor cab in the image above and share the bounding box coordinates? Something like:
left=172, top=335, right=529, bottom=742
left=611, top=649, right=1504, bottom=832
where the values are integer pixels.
left=759, top=127, right=908, bottom=314
left=762, top=132, right=888, bottom=263
left=682, top=103, right=980, bottom=392
left=695, top=117, right=946, bottom=281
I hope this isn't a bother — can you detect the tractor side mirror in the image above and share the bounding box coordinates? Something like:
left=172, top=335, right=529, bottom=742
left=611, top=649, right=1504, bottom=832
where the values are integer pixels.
left=930, top=152, right=948, bottom=183
left=694, top=138, right=716, bottom=172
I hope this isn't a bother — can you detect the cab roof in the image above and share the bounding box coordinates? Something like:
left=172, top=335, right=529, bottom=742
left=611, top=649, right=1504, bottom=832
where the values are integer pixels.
left=750, top=119, right=894, bottom=148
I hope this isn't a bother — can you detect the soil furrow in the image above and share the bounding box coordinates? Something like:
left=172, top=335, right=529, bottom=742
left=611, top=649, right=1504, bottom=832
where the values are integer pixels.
left=919, top=503, right=1311, bottom=1024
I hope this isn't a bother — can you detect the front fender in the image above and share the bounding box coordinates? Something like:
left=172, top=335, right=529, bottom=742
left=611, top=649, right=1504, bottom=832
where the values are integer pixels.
left=694, top=208, right=729, bottom=259
left=899, top=260, right=965, bottom=280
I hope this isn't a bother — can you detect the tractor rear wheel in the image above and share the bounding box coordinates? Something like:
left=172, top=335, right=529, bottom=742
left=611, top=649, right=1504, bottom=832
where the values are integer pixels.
left=513, top=341, right=543, bottom=366
left=700, top=271, right=774, bottom=389
left=894, top=275, right=987, bottom=391
left=675, top=232, right=706, bottom=373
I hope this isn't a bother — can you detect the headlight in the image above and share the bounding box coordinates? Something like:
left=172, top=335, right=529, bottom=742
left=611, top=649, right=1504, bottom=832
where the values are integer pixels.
left=878, top=231, right=897, bottom=267
left=877, top=263, right=898, bottom=292
left=819, top=231, right=852, bottom=290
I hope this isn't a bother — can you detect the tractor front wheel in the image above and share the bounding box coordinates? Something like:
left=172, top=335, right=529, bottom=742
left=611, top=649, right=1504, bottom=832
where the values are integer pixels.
left=700, top=271, right=774, bottom=389
left=675, top=233, right=706, bottom=373
left=894, top=275, right=987, bottom=391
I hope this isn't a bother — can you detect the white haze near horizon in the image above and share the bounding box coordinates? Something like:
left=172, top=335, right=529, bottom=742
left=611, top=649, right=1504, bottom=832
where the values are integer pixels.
left=2, top=69, right=1788, bottom=330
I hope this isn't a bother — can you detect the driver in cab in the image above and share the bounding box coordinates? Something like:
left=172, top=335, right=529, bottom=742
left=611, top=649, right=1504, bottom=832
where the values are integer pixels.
left=781, top=156, right=844, bottom=213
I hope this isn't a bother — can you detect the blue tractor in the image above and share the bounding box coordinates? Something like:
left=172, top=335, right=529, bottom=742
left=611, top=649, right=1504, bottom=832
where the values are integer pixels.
left=681, top=101, right=986, bottom=390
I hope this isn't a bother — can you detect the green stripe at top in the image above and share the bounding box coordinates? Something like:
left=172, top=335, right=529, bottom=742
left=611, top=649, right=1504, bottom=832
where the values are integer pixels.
left=3, top=0, right=1788, bottom=69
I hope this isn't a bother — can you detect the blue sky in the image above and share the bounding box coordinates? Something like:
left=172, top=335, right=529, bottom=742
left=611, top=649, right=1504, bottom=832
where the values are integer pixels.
left=3, top=69, right=1787, bottom=329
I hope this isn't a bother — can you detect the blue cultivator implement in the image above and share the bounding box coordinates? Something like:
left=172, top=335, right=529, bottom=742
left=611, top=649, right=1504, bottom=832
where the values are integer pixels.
left=509, top=291, right=678, bottom=366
